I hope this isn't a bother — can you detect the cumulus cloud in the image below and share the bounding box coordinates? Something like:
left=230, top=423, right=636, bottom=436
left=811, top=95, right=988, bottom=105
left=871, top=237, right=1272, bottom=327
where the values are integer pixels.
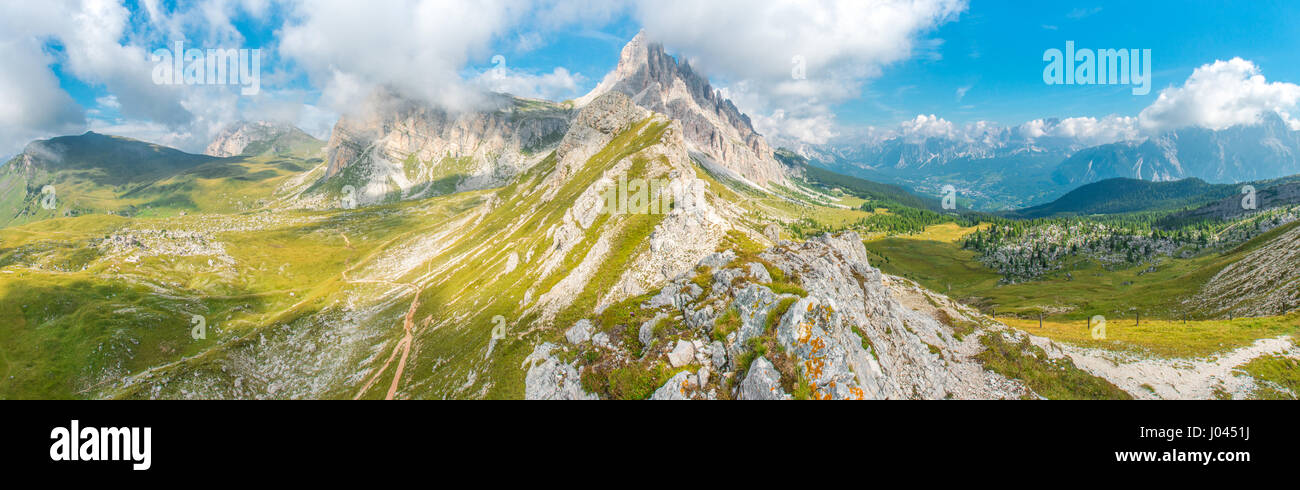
left=1019, top=115, right=1138, bottom=146
left=0, top=0, right=299, bottom=155
left=472, top=65, right=585, bottom=101
left=751, top=108, right=839, bottom=145
left=279, top=0, right=528, bottom=113
left=828, top=113, right=1138, bottom=149
left=1138, top=58, right=1300, bottom=133
left=631, top=0, right=968, bottom=144
left=0, top=36, right=87, bottom=155
left=899, top=114, right=957, bottom=141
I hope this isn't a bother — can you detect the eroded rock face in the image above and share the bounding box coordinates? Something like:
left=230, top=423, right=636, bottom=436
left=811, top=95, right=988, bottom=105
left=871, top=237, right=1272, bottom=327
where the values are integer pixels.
left=576, top=31, right=787, bottom=188
left=320, top=90, right=572, bottom=205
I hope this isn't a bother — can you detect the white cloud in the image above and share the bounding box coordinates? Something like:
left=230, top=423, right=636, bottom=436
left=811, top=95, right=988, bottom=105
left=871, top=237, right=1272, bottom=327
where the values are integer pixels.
left=630, top=0, right=968, bottom=144
left=0, top=35, right=87, bottom=155
left=95, top=95, right=122, bottom=109
left=279, top=0, right=528, bottom=114
left=472, top=66, right=585, bottom=101
left=1066, top=7, right=1103, bottom=19
left=899, top=114, right=957, bottom=141
left=0, top=0, right=303, bottom=155
left=955, top=85, right=971, bottom=102
left=752, top=108, right=838, bottom=145
left=1139, top=58, right=1300, bottom=133
left=1020, top=115, right=1137, bottom=146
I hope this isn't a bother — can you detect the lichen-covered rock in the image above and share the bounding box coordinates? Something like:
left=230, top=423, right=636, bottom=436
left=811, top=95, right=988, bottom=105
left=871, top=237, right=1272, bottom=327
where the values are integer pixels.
left=650, top=370, right=698, bottom=400
left=638, top=313, right=667, bottom=351
left=730, top=283, right=782, bottom=348
left=548, top=231, right=1032, bottom=402
left=683, top=303, right=717, bottom=331
left=711, top=267, right=746, bottom=295
left=759, top=232, right=1026, bottom=400
left=523, top=343, right=598, bottom=400
left=648, top=281, right=701, bottom=309
left=738, top=356, right=789, bottom=400
left=710, top=340, right=728, bottom=371
left=592, top=332, right=612, bottom=349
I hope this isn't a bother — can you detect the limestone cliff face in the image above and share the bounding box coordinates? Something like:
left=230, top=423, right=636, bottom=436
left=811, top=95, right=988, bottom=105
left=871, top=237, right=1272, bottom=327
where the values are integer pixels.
left=577, top=31, right=788, bottom=188
left=321, top=90, right=573, bottom=205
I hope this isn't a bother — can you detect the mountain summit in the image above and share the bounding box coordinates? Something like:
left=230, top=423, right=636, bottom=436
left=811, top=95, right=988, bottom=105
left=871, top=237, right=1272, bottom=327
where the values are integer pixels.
left=577, top=31, right=787, bottom=187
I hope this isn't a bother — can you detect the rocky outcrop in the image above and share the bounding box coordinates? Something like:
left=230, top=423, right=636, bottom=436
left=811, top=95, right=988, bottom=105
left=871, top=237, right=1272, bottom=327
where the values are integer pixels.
left=577, top=31, right=787, bottom=188
left=205, top=121, right=320, bottom=157
left=738, top=356, right=789, bottom=400
left=522, top=343, right=599, bottom=400
left=547, top=230, right=1036, bottom=400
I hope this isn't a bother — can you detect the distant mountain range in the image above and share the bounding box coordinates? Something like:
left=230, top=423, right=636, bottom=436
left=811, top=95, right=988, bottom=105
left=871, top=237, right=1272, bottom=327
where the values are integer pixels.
left=1004, top=174, right=1300, bottom=223
left=1053, top=112, right=1300, bottom=186
left=796, top=112, right=1300, bottom=211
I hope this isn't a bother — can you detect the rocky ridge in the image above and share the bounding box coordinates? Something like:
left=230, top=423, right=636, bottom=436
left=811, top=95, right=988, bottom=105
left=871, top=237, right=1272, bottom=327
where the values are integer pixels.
left=525, top=232, right=1036, bottom=400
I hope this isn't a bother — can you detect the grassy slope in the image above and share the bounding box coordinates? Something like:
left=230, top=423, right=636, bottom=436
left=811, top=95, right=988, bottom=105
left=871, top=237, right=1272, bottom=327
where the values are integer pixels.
left=1, top=150, right=319, bottom=226
left=364, top=118, right=678, bottom=399
left=863, top=221, right=1300, bottom=358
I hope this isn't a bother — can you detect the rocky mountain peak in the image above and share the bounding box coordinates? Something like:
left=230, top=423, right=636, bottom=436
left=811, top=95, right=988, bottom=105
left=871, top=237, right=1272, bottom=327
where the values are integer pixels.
left=578, top=31, right=788, bottom=187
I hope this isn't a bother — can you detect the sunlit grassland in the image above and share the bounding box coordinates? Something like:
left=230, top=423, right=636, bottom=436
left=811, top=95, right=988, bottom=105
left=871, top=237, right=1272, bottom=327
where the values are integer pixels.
left=2, top=153, right=317, bottom=227
left=1000, top=314, right=1300, bottom=358
left=1234, top=354, right=1300, bottom=399
left=0, top=189, right=483, bottom=398
left=131, top=154, right=317, bottom=216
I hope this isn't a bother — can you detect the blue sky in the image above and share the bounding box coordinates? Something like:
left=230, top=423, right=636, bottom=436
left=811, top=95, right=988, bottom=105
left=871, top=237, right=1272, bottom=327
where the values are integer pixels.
left=4, top=0, right=1299, bottom=156
left=852, top=0, right=1300, bottom=127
